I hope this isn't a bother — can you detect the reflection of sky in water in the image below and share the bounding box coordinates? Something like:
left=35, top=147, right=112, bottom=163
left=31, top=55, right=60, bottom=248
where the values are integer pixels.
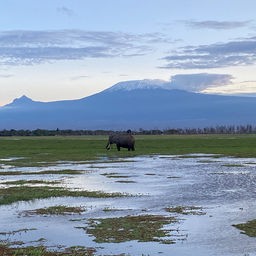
left=1, top=154, right=256, bottom=255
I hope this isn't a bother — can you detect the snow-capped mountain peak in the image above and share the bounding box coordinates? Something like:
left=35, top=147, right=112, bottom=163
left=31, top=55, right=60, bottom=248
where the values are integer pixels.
left=106, top=79, right=173, bottom=92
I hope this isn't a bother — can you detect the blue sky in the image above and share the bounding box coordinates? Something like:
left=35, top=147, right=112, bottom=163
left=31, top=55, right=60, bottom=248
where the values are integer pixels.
left=1, top=0, right=256, bottom=105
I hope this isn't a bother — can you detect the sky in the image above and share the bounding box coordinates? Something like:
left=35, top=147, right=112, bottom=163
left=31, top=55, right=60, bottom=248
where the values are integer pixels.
left=1, top=0, right=256, bottom=106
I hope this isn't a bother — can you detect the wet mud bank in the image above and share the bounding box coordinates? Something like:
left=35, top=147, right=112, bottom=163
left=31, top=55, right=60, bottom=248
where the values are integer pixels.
left=1, top=154, right=256, bottom=255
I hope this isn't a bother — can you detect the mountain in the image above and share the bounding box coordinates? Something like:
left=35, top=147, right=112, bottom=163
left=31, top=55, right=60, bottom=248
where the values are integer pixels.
left=8, top=95, right=34, bottom=106
left=1, top=79, right=256, bottom=130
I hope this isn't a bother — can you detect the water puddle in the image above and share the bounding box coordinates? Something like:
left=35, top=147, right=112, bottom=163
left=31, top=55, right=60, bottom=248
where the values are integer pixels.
left=1, top=154, right=256, bottom=255
left=0, top=157, right=26, bottom=162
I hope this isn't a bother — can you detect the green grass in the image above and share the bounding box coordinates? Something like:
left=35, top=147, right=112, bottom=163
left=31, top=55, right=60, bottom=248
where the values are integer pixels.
left=0, top=186, right=128, bottom=205
left=222, top=164, right=244, bottom=167
left=0, top=136, right=106, bottom=166
left=0, top=134, right=256, bottom=167
left=0, top=169, right=84, bottom=176
left=23, top=205, right=86, bottom=216
left=165, top=206, right=205, bottom=215
left=81, top=215, right=177, bottom=244
left=233, top=219, right=256, bottom=237
left=135, top=134, right=256, bottom=157
left=2, top=180, right=60, bottom=185
left=0, top=245, right=96, bottom=256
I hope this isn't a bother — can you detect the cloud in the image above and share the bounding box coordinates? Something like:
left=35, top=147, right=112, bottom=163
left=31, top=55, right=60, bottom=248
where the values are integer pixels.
left=0, top=30, right=167, bottom=66
left=57, top=6, right=75, bottom=16
left=0, top=74, right=13, bottom=78
left=162, top=37, right=256, bottom=69
left=70, top=75, right=90, bottom=80
left=184, top=20, right=251, bottom=30
left=168, top=73, right=233, bottom=92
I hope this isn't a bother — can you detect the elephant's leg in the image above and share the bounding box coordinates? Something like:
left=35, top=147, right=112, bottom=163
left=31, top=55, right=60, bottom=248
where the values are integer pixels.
left=116, top=144, right=121, bottom=151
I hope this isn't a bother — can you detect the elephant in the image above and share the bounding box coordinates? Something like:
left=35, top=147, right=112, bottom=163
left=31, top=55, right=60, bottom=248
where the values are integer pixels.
left=106, top=131, right=135, bottom=151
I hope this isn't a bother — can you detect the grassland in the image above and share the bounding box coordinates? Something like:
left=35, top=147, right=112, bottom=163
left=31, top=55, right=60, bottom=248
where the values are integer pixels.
left=0, top=134, right=256, bottom=167
left=0, top=134, right=255, bottom=206
left=1, top=134, right=256, bottom=255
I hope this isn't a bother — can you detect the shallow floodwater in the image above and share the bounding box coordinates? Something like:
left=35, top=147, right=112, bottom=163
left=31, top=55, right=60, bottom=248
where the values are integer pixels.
left=1, top=154, right=256, bottom=255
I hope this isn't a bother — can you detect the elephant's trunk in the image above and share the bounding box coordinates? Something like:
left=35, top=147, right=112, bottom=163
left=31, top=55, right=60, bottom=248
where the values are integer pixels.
left=106, top=141, right=111, bottom=150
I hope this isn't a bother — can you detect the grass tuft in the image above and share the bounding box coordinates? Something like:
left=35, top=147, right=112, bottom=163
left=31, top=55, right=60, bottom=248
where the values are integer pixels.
left=0, top=186, right=129, bottom=205
left=165, top=206, right=205, bottom=215
left=233, top=219, right=256, bottom=237
left=80, top=215, right=178, bottom=244
left=22, top=205, right=86, bottom=216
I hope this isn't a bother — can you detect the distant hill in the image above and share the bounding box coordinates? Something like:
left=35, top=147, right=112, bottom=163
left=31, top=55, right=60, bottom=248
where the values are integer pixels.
left=0, top=79, right=256, bottom=130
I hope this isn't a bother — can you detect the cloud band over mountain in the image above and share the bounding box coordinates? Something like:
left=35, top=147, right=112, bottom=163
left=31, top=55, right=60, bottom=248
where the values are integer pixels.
left=169, top=73, right=233, bottom=91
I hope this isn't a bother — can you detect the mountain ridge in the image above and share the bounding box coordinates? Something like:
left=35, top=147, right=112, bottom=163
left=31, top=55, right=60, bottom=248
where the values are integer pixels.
left=3, top=78, right=256, bottom=108
left=1, top=79, right=256, bottom=130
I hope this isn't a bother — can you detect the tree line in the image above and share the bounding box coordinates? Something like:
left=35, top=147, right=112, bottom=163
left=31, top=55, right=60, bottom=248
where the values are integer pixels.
left=0, top=125, right=256, bottom=136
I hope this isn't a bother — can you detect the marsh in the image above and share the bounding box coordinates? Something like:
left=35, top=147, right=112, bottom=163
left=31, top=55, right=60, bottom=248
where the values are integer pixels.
left=1, top=154, right=256, bottom=255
